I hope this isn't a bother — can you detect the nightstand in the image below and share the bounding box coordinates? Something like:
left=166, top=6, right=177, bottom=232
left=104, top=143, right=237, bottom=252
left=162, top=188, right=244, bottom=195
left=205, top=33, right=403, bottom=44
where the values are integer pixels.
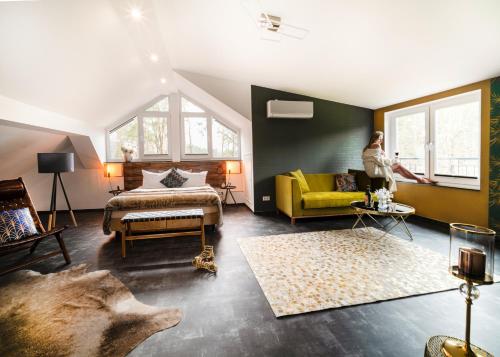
left=109, top=188, right=123, bottom=196
left=221, top=185, right=237, bottom=207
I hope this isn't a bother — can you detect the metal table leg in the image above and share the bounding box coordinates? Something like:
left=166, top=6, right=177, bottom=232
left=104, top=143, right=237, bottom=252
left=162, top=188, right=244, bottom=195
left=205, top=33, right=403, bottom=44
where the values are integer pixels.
left=366, top=213, right=385, bottom=229
left=352, top=213, right=368, bottom=230
left=381, top=215, right=413, bottom=240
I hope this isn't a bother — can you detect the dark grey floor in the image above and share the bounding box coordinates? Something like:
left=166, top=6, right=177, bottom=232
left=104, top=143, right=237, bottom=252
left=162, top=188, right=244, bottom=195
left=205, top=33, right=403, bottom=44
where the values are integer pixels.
left=1, top=206, right=499, bottom=357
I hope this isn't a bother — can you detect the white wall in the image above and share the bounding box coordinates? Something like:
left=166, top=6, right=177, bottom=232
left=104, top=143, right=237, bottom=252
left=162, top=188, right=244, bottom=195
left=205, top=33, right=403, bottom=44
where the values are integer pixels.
left=0, top=95, right=115, bottom=211
left=0, top=94, right=106, bottom=160
left=0, top=125, right=120, bottom=211
left=173, top=71, right=254, bottom=210
left=175, top=70, right=252, bottom=120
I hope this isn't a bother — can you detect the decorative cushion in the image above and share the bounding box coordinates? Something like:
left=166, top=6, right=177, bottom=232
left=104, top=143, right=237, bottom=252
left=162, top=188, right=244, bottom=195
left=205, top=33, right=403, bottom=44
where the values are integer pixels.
left=142, top=169, right=171, bottom=189
left=161, top=168, right=188, bottom=188
left=336, top=173, right=358, bottom=192
left=181, top=171, right=208, bottom=187
left=289, top=169, right=310, bottom=193
left=0, top=208, right=38, bottom=244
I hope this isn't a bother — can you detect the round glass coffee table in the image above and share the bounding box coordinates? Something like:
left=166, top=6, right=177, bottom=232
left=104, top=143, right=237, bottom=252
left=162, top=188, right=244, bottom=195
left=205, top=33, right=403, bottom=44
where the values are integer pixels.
left=350, top=201, right=416, bottom=240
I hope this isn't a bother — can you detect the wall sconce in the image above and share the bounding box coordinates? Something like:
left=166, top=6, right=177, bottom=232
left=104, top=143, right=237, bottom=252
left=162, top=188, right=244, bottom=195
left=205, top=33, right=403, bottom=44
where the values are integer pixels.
left=103, top=163, right=124, bottom=191
left=225, top=160, right=241, bottom=187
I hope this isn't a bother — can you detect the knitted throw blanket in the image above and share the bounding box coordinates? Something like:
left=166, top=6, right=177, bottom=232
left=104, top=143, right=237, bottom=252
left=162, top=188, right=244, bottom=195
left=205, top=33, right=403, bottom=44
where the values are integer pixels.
left=102, top=186, right=222, bottom=234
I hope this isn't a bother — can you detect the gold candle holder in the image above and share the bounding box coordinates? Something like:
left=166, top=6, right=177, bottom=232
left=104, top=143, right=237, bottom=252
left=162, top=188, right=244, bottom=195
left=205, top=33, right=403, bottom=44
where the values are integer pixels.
left=440, top=223, right=496, bottom=357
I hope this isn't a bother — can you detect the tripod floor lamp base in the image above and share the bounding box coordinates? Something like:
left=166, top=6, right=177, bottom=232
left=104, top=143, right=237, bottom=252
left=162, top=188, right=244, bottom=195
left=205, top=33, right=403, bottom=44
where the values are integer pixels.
left=47, top=172, right=77, bottom=231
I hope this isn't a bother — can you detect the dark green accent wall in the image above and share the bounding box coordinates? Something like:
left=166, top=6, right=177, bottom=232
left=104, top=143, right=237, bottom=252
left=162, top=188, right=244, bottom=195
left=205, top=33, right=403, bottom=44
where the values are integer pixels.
left=490, top=78, right=500, bottom=232
left=251, top=85, right=373, bottom=212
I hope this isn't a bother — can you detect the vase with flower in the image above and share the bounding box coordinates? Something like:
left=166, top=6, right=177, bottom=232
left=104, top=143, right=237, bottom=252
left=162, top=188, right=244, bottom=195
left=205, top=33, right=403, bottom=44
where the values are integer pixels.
left=121, top=146, right=134, bottom=162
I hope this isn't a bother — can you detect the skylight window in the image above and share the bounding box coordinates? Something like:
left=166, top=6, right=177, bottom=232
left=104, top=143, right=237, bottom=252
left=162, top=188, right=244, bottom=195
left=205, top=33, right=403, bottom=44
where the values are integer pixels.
left=181, top=97, right=204, bottom=113
left=145, top=97, right=169, bottom=112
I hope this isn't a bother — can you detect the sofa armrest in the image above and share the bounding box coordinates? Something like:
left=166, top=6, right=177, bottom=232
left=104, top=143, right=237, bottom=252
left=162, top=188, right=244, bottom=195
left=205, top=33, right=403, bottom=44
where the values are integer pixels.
left=275, top=175, right=302, bottom=217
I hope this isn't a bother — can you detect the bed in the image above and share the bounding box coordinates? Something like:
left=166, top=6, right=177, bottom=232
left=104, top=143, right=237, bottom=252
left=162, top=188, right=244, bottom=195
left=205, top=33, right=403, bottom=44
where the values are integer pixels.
left=102, top=161, right=226, bottom=235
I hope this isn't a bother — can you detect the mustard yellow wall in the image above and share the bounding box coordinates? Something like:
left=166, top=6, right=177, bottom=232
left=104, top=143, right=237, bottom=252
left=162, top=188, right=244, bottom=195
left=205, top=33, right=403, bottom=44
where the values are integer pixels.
left=374, top=80, right=491, bottom=226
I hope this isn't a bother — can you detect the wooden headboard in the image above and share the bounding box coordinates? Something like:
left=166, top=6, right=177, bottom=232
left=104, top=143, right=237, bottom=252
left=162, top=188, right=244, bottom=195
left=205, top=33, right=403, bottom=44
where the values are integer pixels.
left=123, top=161, right=226, bottom=190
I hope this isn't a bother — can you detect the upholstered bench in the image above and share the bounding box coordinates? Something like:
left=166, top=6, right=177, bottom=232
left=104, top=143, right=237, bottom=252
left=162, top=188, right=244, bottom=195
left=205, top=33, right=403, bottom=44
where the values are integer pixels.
left=120, top=209, right=205, bottom=258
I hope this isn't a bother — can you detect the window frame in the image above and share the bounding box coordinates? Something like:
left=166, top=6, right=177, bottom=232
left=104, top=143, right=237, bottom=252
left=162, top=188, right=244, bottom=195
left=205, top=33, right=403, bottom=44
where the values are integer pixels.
left=107, top=116, right=140, bottom=161
left=384, top=90, right=481, bottom=190
left=106, top=93, right=242, bottom=162
left=106, top=95, right=172, bottom=162
left=180, top=94, right=241, bottom=160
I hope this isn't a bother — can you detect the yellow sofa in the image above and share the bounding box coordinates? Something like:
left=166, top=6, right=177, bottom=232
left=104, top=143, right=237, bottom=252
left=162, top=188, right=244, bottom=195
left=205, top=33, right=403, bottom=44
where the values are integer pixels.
left=276, top=169, right=386, bottom=224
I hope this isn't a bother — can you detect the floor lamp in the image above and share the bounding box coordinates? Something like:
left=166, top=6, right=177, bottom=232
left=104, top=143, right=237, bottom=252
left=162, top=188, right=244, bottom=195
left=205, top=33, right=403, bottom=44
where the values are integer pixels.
left=37, top=153, right=77, bottom=230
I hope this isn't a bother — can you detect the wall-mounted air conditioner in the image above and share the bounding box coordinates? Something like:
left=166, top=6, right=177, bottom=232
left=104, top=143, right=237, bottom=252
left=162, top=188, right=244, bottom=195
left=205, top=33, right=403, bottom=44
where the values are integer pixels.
left=267, top=100, right=314, bottom=119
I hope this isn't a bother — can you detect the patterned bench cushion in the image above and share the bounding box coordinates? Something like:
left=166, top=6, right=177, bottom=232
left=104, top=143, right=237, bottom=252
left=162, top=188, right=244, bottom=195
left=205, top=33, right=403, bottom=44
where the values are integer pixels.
left=121, top=209, right=204, bottom=223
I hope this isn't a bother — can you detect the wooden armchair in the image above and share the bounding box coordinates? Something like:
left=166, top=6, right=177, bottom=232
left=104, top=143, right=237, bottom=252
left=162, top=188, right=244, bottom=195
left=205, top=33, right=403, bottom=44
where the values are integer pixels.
left=0, top=177, right=71, bottom=276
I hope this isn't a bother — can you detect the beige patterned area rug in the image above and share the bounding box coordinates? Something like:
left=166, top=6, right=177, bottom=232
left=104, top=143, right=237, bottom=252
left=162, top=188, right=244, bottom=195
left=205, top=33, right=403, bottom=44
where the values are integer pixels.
left=238, top=228, right=460, bottom=317
left=0, top=265, right=181, bottom=357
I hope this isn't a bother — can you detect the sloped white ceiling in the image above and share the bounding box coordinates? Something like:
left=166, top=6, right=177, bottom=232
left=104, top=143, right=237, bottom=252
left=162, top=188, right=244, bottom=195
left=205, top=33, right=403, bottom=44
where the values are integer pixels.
left=0, top=0, right=499, bottom=127
left=0, top=0, right=168, bottom=126
left=155, top=0, right=500, bottom=109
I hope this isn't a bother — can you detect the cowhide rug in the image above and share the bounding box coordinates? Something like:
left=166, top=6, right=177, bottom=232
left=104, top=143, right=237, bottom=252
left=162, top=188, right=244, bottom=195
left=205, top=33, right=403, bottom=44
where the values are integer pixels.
left=0, top=265, right=181, bottom=357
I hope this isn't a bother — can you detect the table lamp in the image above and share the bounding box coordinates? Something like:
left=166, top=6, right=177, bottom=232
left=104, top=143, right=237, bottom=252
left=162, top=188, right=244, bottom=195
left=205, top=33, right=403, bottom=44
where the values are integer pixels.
left=37, top=153, right=77, bottom=230
left=225, top=160, right=241, bottom=187
left=103, top=163, right=123, bottom=191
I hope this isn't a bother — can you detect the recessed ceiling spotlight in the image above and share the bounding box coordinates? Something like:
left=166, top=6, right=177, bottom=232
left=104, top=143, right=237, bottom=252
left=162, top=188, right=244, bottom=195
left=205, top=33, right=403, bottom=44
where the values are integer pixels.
left=160, top=78, right=167, bottom=84
left=129, top=7, right=143, bottom=21
left=150, top=53, right=159, bottom=63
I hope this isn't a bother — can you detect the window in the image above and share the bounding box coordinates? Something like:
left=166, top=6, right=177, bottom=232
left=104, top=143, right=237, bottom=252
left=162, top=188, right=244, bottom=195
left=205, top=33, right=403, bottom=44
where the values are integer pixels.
left=181, top=97, right=204, bottom=113
left=184, top=117, right=208, bottom=154
left=212, top=118, right=240, bottom=158
left=145, top=97, right=169, bottom=112
left=393, top=111, right=427, bottom=175
left=143, top=116, right=169, bottom=155
left=433, top=101, right=480, bottom=178
left=181, top=96, right=240, bottom=159
left=107, top=94, right=241, bottom=162
left=385, top=90, right=481, bottom=190
left=107, top=96, right=171, bottom=161
left=108, top=118, right=139, bottom=160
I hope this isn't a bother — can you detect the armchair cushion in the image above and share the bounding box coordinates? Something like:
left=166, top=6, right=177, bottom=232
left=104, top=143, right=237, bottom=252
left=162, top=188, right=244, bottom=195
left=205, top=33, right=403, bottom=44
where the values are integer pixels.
left=289, top=169, right=310, bottom=193
left=0, top=208, right=39, bottom=244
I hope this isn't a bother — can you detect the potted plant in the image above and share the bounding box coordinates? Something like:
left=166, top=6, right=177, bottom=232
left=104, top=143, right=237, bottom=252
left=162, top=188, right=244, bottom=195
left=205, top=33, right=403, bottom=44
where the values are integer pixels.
left=121, top=146, right=134, bottom=162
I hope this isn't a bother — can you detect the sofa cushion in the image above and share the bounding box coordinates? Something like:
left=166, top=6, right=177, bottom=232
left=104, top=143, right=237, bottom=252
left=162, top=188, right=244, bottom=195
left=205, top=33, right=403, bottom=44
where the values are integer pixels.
left=302, top=191, right=366, bottom=209
left=289, top=169, right=310, bottom=193
left=303, top=173, right=335, bottom=192
left=336, top=173, right=357, bottom=192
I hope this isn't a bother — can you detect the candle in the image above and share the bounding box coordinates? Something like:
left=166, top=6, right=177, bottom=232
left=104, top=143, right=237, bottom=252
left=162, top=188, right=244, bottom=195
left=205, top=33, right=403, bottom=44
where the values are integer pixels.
left=458, top=247, right=486, bottom=278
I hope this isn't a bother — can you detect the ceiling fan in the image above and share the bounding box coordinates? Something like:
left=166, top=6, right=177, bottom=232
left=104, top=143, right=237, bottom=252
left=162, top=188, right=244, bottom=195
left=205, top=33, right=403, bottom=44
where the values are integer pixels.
left=241, top=0, right=309, bottom=42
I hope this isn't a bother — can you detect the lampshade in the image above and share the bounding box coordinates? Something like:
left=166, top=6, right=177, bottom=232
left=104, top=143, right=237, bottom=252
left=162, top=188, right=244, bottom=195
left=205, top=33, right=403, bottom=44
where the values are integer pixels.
left=37, top=153, right=74, bottom=173
left=103, top=163, right=124, bottom=178
left=226, top=161, right=241, bottom=174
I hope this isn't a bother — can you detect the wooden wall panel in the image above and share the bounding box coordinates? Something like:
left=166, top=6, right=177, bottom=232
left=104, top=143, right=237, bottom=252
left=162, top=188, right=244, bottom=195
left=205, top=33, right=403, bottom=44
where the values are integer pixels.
left=123, top=161, right=226, bottom=190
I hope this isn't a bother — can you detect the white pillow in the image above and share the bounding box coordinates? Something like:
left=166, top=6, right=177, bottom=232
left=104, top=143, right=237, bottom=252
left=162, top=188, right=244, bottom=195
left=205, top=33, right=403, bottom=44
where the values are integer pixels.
left=142, top=169, right=171, bottom=189
left=176, top=168, right=192, bottom=175
left=181, top=171, right=208, bottom=187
